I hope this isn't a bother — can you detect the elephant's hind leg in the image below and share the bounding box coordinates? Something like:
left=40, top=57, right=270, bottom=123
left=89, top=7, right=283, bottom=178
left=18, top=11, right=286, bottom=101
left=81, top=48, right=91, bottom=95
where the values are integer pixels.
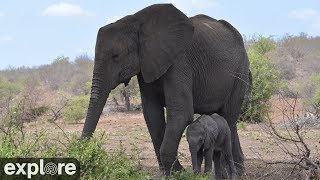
left=220, top=80, right=247, bottom=176
left=213, top=151, right=222, bottom=180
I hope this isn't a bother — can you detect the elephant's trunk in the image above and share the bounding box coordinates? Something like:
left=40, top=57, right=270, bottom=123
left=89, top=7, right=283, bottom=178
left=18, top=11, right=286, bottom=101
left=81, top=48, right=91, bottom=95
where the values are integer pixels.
left=191, top=150, right=200, bottom=173
left=81, top=63, right=112, bottom=138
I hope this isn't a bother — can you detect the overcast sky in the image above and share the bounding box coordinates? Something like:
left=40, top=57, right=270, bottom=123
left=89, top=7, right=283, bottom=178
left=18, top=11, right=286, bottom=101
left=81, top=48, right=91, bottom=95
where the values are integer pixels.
left=0, top=0, right=319, bottom=69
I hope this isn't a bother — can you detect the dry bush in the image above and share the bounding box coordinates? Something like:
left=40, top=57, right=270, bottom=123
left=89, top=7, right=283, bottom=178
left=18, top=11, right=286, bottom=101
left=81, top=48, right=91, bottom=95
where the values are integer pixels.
left=244, top=92, right=320, bottom=179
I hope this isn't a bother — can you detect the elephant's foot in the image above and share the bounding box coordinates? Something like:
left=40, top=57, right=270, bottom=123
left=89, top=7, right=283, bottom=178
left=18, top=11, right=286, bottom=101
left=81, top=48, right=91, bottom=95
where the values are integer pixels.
left=167, top=161, right=184, bottom=176
left=220, top=163, right=244, bottom=179
left=171, top=159, right=184, bottom=172
left=235, top=162, right=245, bottom=176
left=220, top=159, right=243, bottom=178
left=158, top=164, right=166, bottom=176
left=161, top=156, right=184, bottom=176
left=157, top=161, right=184, bottom=176
left=214, top=173, right=223, bottom=180
left=233, top=154, right=245, bottom=176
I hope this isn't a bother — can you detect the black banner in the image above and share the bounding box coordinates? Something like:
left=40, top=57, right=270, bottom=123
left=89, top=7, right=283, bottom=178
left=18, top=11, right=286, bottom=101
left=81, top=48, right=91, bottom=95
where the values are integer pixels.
left=0, top=158, right=80, bottom=180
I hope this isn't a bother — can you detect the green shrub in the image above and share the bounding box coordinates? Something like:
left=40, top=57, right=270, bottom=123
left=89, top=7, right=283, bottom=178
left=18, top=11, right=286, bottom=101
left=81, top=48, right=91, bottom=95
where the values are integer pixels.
left=63, top=95, right=90, bottom=123
left=237, top=121, right=247, bottom=131
left=0, top=77, right=22, bottom=101
left=1, top=99, right=26, bottom=129
left=0, top=130, right=149, bottom=179
left=84, top=81, right=92, bottom=95
left=68, top=134, right=148, bottom=179
left=308, top=74, right=320, bottom=103
left=30, top=106, right=50, bottom=117
left=299, top=73, right=320, bottom=117
left=242, top=36, right=282, bottom=122
left=0, top=130, right=60, bottom=158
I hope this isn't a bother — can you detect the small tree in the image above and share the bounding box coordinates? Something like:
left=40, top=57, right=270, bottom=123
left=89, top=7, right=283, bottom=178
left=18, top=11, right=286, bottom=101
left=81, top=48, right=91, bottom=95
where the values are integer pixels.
left=0, top=77, right=22, bottom=116
left=242, top=37, right=281, bottom=122
left=63, top=95, right=89, bottom=123
left=299, top=73, right=320, bottom=118
left=110, top=76, right=140, bottom=111
left=0, top=77, right=22, bottom=101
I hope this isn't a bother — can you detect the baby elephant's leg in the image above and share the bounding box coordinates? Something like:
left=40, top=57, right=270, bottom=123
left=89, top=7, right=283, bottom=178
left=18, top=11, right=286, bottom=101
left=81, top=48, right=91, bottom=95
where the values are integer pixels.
left=213, top=151, right=222, bottom=179
left=204, top=147, right=214, bottom=173
left=197, top=147, right=204, bottom=172
left=225, top=141, right=237, bottom=180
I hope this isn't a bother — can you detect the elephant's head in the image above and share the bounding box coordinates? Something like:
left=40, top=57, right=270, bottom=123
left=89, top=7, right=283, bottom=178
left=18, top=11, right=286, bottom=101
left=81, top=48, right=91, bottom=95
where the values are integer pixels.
left=187, top=115, right=217, bottom=172
left=81, top=4, right=194, bottom=138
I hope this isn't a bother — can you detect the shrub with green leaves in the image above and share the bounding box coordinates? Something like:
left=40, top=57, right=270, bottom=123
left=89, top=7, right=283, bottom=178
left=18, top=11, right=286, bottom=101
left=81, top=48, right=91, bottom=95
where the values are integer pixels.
left=68, top=133, right=148, bottom=179
left=63, top=95, right=90, bottom=123
left=299, top=73, right=320, bottom=117
left=0, top=129, right=149, bottom=179
left=242, top=36, right=282, bottom=122
left=310, top=74, right=320, bottom=106
left=0, top=77, right=22, bottom=102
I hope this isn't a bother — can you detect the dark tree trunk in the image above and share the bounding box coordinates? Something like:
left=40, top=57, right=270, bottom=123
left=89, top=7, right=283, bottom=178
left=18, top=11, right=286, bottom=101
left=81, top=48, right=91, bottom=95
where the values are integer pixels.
left=112, top=97, right=119, bottom=106
left=122, top=89, right=131, bottom=111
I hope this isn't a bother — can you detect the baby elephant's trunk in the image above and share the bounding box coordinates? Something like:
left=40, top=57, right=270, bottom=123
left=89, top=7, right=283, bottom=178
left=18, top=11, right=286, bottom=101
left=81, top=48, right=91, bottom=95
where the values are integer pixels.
left=190, top=149, right=200, bottom=173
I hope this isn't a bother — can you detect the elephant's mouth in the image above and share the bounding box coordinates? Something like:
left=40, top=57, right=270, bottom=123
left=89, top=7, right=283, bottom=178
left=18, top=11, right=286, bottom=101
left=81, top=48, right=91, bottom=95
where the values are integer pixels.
left=123, top=79, right=130, bottom=86
left=199, top=144, right=204, bottom=152
left=119, top=67, right=132, bottom=86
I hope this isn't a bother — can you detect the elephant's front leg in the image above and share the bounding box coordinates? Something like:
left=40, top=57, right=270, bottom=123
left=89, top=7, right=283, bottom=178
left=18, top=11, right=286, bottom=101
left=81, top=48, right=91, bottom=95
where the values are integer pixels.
left=204, top=147, right=214, bottom=173
left=197, top=146, right=204, bottom=172
left=138, top=74, right=166, bottom=172
left=160, top=107, right=193, bottom=175
left=160, top=73, right=194, bottom=175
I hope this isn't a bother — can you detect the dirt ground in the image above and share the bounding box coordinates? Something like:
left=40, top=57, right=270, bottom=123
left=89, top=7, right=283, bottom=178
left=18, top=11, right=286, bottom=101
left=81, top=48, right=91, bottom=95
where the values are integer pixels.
left=35, top=109, right=320, bottom=179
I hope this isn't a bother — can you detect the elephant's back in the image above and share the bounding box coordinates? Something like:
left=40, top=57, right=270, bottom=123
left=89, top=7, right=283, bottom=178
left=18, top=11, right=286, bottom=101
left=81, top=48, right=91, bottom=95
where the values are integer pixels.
left=189, top=15, right=244, bottom=46
left=188, top=15, right=246, bottom=71
left=187, top=15, right=248, bottom=113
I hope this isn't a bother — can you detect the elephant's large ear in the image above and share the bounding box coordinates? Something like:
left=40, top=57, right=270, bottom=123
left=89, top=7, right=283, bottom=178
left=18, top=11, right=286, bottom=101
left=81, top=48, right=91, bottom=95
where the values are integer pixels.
left=135, top=4, right=194, bottom=83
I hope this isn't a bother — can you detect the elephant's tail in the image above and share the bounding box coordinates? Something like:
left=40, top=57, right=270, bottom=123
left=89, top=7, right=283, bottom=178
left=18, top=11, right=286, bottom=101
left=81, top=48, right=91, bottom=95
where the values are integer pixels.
left=243, top=70, right=252, bottom=104
left=240, top=70, right=253, bottom=121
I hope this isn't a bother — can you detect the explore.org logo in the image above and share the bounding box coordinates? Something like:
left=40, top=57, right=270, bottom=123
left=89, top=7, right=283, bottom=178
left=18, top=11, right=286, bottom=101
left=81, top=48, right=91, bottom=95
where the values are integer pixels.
left=0, top=158, right=80, bottom=179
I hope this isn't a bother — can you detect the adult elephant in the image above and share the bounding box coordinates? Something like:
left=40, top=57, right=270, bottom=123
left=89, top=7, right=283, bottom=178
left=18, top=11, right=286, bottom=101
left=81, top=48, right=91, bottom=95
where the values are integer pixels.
left=81, top=4, right=250, bottom=176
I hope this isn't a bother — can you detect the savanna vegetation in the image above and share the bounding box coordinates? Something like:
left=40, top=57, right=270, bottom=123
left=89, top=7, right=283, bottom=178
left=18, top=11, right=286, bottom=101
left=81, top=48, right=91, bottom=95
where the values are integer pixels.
left=1, top=34, right=319, bottom=179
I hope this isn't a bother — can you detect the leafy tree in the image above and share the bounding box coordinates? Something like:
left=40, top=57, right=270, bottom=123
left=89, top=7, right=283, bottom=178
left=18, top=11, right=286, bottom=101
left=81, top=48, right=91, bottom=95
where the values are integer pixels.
left=110, top=76, right=140, bottom=111
left=84, top=81, right=92, bottom=95
left=63, top=95, right=90, bottom=123
left=0, top=78, right=23, bottom=116
left=0, top=77, right=22, bottom=101
left=298, top=73, right=320, bottom=118
left=242, top=37, right=281, bottom=122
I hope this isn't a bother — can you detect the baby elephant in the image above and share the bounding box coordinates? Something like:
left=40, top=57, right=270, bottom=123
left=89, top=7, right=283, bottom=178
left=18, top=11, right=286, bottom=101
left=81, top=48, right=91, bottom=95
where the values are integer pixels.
left=186, top=113, right=236, bottom=179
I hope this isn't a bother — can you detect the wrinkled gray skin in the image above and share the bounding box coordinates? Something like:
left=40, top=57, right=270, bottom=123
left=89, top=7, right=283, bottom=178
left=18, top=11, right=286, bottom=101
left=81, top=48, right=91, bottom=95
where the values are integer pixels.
left=81, top=4, right=249, bottom=176
left=187, top=114, right=236, bottom=179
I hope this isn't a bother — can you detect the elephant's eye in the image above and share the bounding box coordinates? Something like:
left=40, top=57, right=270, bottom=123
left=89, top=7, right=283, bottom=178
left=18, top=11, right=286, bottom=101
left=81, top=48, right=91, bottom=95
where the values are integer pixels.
left=112, top=54, right=119, bottom=59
